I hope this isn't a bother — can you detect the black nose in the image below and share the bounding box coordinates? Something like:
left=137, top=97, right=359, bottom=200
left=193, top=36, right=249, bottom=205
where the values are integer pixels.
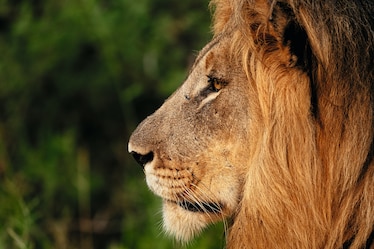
left=130, top=151, right=154, bottom=167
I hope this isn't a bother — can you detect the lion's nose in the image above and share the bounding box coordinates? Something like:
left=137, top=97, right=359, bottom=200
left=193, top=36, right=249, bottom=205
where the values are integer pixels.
left=130, top=151, right=154, bottom=168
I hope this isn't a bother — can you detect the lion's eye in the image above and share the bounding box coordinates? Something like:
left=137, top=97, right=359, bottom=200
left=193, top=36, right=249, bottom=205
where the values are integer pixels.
left=207, top=75, right=225, bottom=92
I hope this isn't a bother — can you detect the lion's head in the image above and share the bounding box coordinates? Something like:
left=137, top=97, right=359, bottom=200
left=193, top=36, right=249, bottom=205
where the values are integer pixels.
left=129, top=0, right=374, bottom=248
left=128, top=35, right=253, bottom=241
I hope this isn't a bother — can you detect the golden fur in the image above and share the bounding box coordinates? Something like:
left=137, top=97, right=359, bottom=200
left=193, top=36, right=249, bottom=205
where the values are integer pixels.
left=129, top=0, right=374, bottom=248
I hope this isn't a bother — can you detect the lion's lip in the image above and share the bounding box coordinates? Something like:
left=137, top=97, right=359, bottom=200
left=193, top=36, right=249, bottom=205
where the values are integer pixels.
left=174, top=200, right=222, bottom=214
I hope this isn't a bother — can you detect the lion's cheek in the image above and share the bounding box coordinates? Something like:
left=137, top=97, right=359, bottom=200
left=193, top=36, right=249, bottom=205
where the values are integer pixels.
left=162, top=201, right=219, bottom=242
left=210, top=175, right=242, bottom=213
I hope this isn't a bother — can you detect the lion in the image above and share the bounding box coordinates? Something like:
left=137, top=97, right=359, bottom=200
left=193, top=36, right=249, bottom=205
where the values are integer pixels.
left=128, top=0, right=374, bottom=248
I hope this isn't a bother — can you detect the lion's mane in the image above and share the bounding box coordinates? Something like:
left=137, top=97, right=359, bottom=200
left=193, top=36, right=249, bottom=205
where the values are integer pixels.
left=210, top=0, right=374, bottom=248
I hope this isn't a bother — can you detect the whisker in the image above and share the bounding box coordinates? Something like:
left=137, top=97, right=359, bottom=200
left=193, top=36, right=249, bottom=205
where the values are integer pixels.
left=188, top=183, right=221, bottom=223
left=190, top=181, right=230, bottom=242
left=190, top=182, right=223, bottom=212
left=182, top=183, right=217, bottom=224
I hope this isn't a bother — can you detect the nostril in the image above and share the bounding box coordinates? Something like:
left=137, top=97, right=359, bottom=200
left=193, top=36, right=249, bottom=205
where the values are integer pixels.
left=130, top=151, right=154, bottom=167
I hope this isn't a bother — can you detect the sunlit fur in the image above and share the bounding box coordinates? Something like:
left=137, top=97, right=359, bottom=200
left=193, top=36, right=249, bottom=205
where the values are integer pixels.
left=211, top=0, right=374, bottom=248
left=129, top=0, right=374, bottom=248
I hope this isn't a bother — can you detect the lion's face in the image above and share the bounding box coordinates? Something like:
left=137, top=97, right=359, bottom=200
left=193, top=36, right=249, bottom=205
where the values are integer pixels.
left=128, top=36, right=257, bottom=241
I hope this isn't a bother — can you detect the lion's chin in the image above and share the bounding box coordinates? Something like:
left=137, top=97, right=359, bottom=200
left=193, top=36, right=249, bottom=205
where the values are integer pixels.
left=162, top=200, right=223, bottom=242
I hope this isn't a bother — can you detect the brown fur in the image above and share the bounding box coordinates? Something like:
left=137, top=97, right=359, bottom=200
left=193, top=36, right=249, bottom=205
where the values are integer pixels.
left=211, top=1, right=374, bottom=248
left=129, top=0, right=374, bottom=248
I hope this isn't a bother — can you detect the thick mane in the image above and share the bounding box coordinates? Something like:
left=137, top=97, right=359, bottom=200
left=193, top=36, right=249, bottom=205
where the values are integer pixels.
left=210, top=0, right=374, bottom=248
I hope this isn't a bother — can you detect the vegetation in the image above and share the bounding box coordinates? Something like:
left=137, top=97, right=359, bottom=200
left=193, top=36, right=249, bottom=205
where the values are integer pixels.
left=0, top=0, right=224, bottom=248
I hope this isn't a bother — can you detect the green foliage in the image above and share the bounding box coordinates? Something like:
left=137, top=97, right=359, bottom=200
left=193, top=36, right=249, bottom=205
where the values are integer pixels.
left=0, top=0, right=223, bottom=248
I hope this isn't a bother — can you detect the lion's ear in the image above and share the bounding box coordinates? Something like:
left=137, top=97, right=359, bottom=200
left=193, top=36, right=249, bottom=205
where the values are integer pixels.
left=274, top=2, right=312, bottom=70
left=251, top=0, right=312, bottom=69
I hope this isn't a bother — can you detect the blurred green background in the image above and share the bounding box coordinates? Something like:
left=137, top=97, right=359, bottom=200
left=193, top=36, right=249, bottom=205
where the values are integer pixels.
left=0, top=0, right=225, bottom=248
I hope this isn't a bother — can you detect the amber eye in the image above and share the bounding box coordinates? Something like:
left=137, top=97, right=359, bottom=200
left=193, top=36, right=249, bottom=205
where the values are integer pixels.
left=213, top=79, right=223, bottom=91
left=207, top=76, right=225, bottom=92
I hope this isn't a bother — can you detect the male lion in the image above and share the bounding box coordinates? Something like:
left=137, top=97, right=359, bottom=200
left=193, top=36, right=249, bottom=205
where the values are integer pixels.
left=128, top=0, right=374, bottom=248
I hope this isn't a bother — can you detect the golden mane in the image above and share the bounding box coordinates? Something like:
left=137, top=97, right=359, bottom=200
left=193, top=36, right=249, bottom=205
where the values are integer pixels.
left=210, top=0, right=374, bottom=248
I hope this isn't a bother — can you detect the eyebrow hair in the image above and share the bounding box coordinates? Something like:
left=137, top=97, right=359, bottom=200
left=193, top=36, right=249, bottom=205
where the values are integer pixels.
left=189, top=35, right=223, bottom=72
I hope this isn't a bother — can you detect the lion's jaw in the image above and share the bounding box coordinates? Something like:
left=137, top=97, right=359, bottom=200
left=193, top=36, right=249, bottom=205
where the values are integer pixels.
left=128, top=37, right=254, bottom=241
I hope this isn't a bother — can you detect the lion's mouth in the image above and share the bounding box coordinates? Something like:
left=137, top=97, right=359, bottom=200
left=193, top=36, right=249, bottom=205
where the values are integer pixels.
left=177, top=200, right=222, bottom=214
